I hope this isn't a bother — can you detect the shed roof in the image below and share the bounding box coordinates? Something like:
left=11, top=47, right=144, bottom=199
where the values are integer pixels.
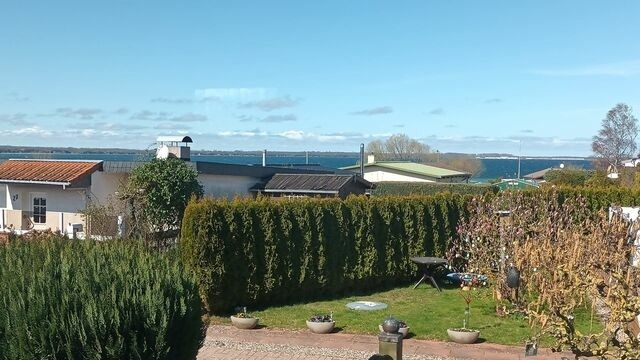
left=101, top=160, right=337, bottom=178
left=495, top=178, right=539, bottom=191
left=342, top=161, right=470, bottom=179
left=523, top=168, right=552, bottom=180
left=0, top=159, right=102, bottom=186
left=257, top=174, right=373, bottom=194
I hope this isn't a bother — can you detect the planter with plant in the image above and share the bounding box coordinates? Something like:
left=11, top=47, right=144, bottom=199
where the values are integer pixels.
left=306, top=313, right=335, bottom=334
left=447, top=288, right=480, bottom=344
left=230, top=307, right=259, bottom=329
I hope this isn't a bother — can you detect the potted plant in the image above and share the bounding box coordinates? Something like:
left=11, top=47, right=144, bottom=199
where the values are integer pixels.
left=230, top=307, right=259, bottom=329
left=525, top=337, right=538, bottom=356
left=306, top=313, right=335, bottom=334
left=447, top=287, right=480, bottom=344
left=378, top=319, right=410, bottom=338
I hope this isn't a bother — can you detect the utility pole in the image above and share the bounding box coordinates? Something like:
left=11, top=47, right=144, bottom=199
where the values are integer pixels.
left=517, top=140, right=522, bottom=179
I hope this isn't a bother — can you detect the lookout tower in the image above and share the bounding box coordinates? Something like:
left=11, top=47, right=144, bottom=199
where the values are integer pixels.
left=156, top=135, right=192, bottom=161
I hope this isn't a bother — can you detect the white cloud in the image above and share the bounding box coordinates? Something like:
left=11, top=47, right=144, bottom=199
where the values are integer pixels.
left=239, top=95, right=300, bottom=111
left=2, top=126, right=54, bottom=137
left=278, top=130, right=306, bottom=140
left=261, top=114, right=297, bottom=123
left=129, top=111, right=206, bottom=122
left=0, top=113, right=33, bottom=126
left=52, top=107, right=103, bottom=120
left=217, top=129, right=268, bottom=137
left=171, top=113, right=207, bottom=122
left=351, top=106, right=393, bottom=116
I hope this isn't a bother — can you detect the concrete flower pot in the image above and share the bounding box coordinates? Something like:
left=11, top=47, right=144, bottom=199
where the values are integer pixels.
left=230, top=315, right=259, bottom=329
left=378, top=324, right=410, bottom=338
left=306, top=320, right=335, bottom=334
left=447, top=328, right=480, bottom=344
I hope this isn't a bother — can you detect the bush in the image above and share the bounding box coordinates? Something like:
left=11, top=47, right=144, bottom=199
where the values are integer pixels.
left=0, top=235, right=203, bottom=360
left=181, top=194, right=469, bottom=313
left=371, top=182, right=497, bottom=196
left=543, top=168, right=592, bottom=186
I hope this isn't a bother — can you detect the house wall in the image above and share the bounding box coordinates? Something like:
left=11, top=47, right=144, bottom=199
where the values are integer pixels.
left=0, top=184, right=6, bottom=208
left=361, top=167, right=468, bottom=183
left=198, top=174, right=259, bottom=198
left=3, top=183, right=88, bottom=232
left=363, top=168, right=436, bottom=183
left=90, top=172, right=259, bottom=201
left=5, top=210, right=21, bottom=230
left=90, top=172, right=128, bottom=204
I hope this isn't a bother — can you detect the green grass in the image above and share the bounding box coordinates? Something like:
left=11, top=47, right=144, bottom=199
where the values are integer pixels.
left=208, top=286, right=603, bottom=346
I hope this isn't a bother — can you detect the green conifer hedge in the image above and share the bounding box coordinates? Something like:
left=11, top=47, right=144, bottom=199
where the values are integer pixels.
left=181, top=195, right=469, bottom=313
left=0, top=236, right=203, bottom=360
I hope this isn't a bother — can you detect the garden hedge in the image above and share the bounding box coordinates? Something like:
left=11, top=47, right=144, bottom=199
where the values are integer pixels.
left=0, top=235, right=203, bottom=360
left=181, top=194, right=469, bottom=313
left=370, top=182, right=497, bottom=196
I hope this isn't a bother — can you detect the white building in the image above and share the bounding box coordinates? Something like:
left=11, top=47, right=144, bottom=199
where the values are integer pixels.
left=0, top=136, right=363, bottom=236
left=341, top=155, right=471, bottom=183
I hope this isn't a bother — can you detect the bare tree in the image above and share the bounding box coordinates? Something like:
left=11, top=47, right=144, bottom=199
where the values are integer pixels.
left=366, top=133, right=430, bottom=161
left=592, top=103, right=638, bottom=171
left=366, top=133, right=482, bottom=175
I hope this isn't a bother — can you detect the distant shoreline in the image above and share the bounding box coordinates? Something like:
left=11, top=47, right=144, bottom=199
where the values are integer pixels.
left=0, top=146, right=591, bottom=160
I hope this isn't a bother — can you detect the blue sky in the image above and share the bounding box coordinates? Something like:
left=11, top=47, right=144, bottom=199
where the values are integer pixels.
left=1, top=1, right=638, bottom=156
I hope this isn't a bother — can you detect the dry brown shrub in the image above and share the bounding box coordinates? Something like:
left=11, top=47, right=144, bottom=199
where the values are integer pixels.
left=449, top=190, right=640, bottom=358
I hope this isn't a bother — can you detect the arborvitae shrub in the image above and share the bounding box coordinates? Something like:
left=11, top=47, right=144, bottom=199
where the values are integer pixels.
left=181, top=195, right=468, bottom=313
left=0, top=235, right=203, bottom=360
left=371, top=182, right=497, bottom=196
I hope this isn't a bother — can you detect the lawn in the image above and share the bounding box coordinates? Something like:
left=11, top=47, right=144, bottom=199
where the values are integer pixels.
left=207, top=285, right=603, bottom=346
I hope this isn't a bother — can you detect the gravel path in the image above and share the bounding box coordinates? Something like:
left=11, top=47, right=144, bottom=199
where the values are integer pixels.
left=199, top=336, right=455, bottom=360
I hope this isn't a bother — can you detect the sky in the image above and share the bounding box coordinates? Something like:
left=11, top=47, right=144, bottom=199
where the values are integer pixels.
left=1, top=1, right=639, bottom=157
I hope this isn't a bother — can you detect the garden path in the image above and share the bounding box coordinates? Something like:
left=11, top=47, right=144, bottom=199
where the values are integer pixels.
left=198, top=324, right=580, bottom=360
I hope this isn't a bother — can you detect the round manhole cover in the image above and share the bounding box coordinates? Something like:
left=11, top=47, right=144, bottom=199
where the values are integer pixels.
left=345, top=301, right=388, bottom=311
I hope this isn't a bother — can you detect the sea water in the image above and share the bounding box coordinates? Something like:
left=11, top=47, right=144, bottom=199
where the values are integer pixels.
left=0, top=153, right=592, bottom=183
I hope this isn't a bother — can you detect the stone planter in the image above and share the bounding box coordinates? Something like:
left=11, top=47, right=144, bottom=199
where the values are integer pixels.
left=306, top=320, right=335, bottom=334
left=447, top=328, right=480, bottom=344
left=378, top=324, right=410, bottom=338
left=230, top=315, right=259, bottom=329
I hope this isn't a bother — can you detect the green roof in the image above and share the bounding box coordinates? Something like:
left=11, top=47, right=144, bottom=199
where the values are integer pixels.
left=495, top=179, right=539, bottom=191
left=341, top=161, right=471, bottom=179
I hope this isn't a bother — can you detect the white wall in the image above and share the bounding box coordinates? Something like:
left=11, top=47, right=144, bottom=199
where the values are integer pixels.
left=9, top=184, right=87, bottom=213
left=3, top=184, right=88, bottom=232
left=90, top=172, right=128, bottom=204
left=90, top=171, right=259, bottom=201
left=0, top=184, right=6, bottom=208
left=199, top=174, right=259, bottom=198
left=363, top=169, right=435, bottom=183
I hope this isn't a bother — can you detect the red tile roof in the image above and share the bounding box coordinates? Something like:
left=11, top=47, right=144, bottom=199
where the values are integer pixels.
left=0, top=160, right=102, bottom=184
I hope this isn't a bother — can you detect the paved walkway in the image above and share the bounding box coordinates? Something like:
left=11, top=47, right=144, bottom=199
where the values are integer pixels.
left=198, top=325, right=577, bottom=360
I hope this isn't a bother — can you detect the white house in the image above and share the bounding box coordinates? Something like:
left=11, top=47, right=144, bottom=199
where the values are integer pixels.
left=341, top=155, right=471, bottom=183
left=0, top=159, right=101, bottom=235
left=0, top=136, right=360, bottom=236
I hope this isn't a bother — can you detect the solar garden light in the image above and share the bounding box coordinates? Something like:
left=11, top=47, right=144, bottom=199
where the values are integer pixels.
left=378, top=316, right=403, bottom=360
left=506, top=264, right=521, bottom=301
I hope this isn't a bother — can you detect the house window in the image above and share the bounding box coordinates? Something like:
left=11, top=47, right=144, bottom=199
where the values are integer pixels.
left=33, top=196, right=46, bottom=224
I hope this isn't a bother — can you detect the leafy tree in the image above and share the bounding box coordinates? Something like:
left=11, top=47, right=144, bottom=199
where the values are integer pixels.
left=592, top=103, right=638, bottom=171
left=124, top=158, right=203, bottom=238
